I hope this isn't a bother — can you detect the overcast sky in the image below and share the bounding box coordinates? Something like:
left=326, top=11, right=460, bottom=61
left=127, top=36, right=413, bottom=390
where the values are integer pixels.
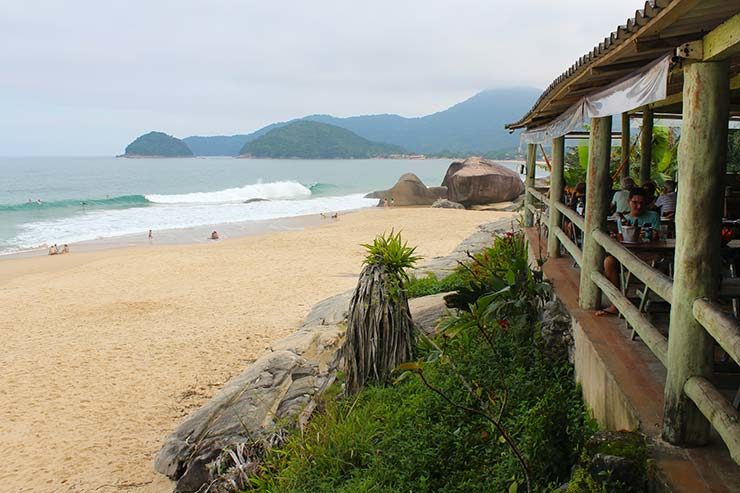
left=1, top=0, right=644, bottom=155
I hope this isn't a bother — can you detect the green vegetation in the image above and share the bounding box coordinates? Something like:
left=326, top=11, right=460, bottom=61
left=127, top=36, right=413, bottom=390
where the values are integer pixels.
left=124, top=131, right=193, bottom=157
left=566, top=432, right=649, bottom=493
left=240, top=120, right=405, bottom=159
left=728, top=129, right=740, bottom=173
left=406, top=271, right=467, bottom=298
left=564, top=126, right=679, bottom=187
left=247, top=231, right=595, bottom=492
left=344, top=231, right=420, bottom=394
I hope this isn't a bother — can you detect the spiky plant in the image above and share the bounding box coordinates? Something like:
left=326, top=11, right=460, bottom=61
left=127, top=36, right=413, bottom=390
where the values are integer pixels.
left=343, top=231, right=421, bottom=394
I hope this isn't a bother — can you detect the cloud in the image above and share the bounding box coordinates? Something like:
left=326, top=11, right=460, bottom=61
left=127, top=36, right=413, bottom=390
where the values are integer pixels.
left=0, top=0, right=642, bottom=155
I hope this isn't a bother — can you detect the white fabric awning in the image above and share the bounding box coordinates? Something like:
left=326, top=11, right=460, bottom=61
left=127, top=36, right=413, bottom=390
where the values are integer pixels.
left=520, top=54, right=671, bottom=144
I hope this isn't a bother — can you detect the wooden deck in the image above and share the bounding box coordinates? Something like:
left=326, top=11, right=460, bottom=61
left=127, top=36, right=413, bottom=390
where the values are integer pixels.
left=526, top=227, right=740, bottom=492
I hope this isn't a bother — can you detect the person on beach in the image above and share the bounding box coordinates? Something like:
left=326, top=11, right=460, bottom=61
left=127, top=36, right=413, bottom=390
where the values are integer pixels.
left=148, top=229, right=153, bottom=241
left=210, top=230, right=220, bottom=240
left=390, top=197, right=395, bottom=207
left=383, top=197, right=389, bottom=208
left=48, top=244, right=58, bottom=255
left=61, top=244, right=69, bottom=254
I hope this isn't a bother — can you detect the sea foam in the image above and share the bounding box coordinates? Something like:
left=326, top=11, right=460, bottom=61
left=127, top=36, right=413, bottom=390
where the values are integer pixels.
left=4, top=192, right=377, bottom=253
left=145, top=181, right=312, bottom=204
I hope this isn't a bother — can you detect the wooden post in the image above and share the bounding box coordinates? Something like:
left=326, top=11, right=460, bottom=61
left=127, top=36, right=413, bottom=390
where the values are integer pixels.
left=579, top=116, right=612, bottom=310
left=547, top=136, right=565, bottom=257
left=640, top=106, right=653, bottom=184
left=524, top=143, right=536, bottom=227
left=621, top=112, right=631, bottom=179
left=663, top=60, right=730, bottom=446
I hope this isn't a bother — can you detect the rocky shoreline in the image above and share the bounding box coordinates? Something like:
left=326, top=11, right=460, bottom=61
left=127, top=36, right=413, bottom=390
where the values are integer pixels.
left=154, top=217, right=515, bottom=493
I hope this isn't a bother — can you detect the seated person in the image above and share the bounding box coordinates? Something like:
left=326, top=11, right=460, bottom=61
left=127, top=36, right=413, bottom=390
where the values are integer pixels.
left=597, top=187, right=659, bottom=316
left=642, top=181, right=658, bottom=210
left=210, top=230, right=219, bottom=240
left=654, top=180, right=677, bottom=218
left=610, top=177, right=634, bottom=215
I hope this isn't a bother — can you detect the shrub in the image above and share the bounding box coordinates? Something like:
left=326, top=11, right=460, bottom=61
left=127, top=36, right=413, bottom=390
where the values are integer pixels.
left=249, top=231, right=595, bottom=492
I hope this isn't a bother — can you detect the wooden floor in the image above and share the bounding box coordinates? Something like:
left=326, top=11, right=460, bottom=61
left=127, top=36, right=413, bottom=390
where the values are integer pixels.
left=526, top=228, right=740, bottom=493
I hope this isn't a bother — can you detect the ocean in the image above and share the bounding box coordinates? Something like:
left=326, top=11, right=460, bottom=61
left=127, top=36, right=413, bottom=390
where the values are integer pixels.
left=0, top=156, right=527, bottom=255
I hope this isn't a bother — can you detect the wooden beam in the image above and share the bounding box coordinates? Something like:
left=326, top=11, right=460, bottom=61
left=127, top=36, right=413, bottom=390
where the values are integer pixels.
left=591, top=271, right=669, bottom=366
left=579, top=116, right=612, bottom=310
left=640, top=107, right=653, bottom=184
left=554, top=227, right=582, bottom=266
left=621, top=112, right=631, bottom=179
left=693, top=299, right=740, bottom=367
left=591, top=229, right=673, bottom=303
left=548, top=136, right=565, bottom=258
left=524, top=144, right=536, bottom=227
left=663, top=60, right=730, bottom=447
left=683, top=377, right=740, bottom=465
left=704, top=13, right=740, bottom=62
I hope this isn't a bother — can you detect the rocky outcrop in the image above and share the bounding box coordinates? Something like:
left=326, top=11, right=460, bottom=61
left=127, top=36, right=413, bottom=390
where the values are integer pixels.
left=410, top=218, right=513, bottom=279
left=154, top=324, right=344, bottom=492
left=442, top=157, right=524, bottom=206
left=431, top=199, right=464, bottom=209
left=154, top=219, right=514, bottom=493
left=408, top=293, right=449, bottom=335
left=367, top=173, right=441, bottom=206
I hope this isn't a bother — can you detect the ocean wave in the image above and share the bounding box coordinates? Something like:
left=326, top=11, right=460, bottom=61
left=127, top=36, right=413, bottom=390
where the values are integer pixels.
left=2, top=193, right=377, bottom=252
left=145, top=181, right=312, bottom=204
left=0, top=194, right=150, bottom=212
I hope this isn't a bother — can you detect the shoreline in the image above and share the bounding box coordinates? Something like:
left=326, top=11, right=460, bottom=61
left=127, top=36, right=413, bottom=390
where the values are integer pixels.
left=0, top=208, right=369, bottom=261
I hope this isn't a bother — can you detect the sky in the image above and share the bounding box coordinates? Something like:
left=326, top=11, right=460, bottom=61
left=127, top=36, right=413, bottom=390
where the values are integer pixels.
left=0, top=0, right=645, bottom=155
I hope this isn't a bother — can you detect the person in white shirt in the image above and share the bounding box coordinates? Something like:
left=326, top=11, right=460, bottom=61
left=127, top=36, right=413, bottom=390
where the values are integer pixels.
left=611, top=177, right=634, bottom=214
left=654, top=180, right=677, bottom=218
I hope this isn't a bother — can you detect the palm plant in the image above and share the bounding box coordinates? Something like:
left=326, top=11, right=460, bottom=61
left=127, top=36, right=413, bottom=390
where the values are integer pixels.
left=343, top=230, right=421, bottom=394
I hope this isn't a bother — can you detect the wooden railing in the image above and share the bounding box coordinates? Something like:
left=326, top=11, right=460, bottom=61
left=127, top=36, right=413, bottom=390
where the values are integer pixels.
left=526, top=186, right=582, bottom=266
left=690, top=299, right=740, bottom=463
left=523, top=120, right=740, bottom=464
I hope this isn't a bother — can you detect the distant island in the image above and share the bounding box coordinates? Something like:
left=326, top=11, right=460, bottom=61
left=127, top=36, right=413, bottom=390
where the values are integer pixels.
left=123, top=131, right=193, bottom=157
left=122, top=88, right=542, bottom=158
left=239, top=120, right=405, bottom=159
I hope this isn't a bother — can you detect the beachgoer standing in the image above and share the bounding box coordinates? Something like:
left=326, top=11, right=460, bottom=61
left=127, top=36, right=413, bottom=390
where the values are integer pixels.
left=148, top=229, right=153, bottom=241
left=383, top=198, right=389, bottom=208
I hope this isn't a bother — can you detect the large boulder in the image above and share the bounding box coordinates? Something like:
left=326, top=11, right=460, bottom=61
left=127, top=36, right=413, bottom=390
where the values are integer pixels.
left=442, top=157, right=524, bottom=206
left=431, top=199, right=464, bottom=209
left=154, top=325, right=344, bottom=492
left=369, top=173, right=440, bottom=206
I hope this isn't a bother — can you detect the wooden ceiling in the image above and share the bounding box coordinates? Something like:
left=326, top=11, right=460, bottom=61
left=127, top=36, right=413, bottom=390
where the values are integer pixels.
left=507, top=0, right=740, bottom=130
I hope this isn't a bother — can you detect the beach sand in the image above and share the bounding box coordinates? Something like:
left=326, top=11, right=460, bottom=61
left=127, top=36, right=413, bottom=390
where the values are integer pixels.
left=0, top=207, right=514, bottom=493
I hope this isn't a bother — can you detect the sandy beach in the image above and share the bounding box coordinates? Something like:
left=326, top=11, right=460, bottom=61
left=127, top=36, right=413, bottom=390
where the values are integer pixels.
left=0, top=207, right=514, bottom=493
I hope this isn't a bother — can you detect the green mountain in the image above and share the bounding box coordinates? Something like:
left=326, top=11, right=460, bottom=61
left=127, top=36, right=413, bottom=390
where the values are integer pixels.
left=124, top=131, right=193, bottom=157
left=179, top=88, right=541, bottom=156
left=305, top=88, right=541, bottom=154
left=240, top=120, right=405, bottom=159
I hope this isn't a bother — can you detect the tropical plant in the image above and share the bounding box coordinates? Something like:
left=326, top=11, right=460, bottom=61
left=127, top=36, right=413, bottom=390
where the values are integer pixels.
left=343, top=231, right=421, bottom=394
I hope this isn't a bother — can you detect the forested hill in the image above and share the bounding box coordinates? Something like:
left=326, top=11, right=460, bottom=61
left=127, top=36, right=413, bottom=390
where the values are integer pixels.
left=305, top=87, right=541, bottom=154
left=124, top=131, right=193, bottom=157
left=239, top=120, right=405, bottom=159
left=178, top=87, right=541, bottom=156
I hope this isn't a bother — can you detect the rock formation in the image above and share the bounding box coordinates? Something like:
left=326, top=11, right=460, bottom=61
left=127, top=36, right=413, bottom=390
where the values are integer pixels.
left=442, top=157, right=524, bottom=207
left=154, top=218, right=515, bottom=492
left=367, top=173, right=446, bottom=206
left=431, top=199, right=464, bottom=209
